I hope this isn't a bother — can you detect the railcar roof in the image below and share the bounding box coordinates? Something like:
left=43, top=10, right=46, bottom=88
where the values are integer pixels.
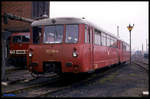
left=31, top=17, right=127, bottom=43
left=31, top=17, right=88, bottom=26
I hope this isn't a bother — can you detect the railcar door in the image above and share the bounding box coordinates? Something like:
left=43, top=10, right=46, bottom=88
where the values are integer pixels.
left=84, top=25, right=94, bottom=72
left=89, top=26, right=94, bottom=71
left=117, top=40, right=121, bottom=63
left=118, top=40, right=123, bottom=63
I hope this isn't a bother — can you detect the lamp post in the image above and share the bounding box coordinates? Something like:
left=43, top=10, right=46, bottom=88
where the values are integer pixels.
left=127, top=24, right=134, bottom=64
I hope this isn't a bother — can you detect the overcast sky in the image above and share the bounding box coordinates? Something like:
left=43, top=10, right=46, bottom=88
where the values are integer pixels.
left=49, top=1, right=148, bottom=51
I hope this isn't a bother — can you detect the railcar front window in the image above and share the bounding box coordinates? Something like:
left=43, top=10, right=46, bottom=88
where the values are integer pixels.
left=22, top=35, right=30, bottom=42
left=65, top=25, right=78, bottom=43
left=13, top=36, right=22, bottom=43
left=43, top=25, right=64, bottom=44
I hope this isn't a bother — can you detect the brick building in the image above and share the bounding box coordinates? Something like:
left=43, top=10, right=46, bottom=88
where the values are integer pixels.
left=1, top=1, right=50, bottom=80
left=1, top=1, right=49, bottom=32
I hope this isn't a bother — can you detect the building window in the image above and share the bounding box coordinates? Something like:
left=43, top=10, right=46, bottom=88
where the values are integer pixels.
left=32, top=1, right=49, bottom=19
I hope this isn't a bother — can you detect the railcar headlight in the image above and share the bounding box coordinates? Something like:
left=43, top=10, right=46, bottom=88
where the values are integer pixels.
left=29, top=52, right=32, bottom=57
left=72, top=52, right=78, bottom=57
left=10, top=50, right=15, bottom=54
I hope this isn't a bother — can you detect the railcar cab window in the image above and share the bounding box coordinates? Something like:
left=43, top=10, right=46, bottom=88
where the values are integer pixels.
left=13, top=36, right=22, bottom=43
left=43, top=25, right=64, bottom=44
left=65, top=25, right=78, bottom=43
left=13, top=35, right=30, bottom=43
left=32, top=26, right=42, bottom=44
left=22, top=35, right=30, bottom=42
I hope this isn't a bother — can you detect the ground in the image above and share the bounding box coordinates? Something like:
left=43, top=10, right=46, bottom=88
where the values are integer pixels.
left=47, top=62, right=148, bottom=97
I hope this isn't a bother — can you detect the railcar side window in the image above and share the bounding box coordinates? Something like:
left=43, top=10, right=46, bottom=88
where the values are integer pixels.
left=101, top=33, right=107, bottom=46
left=114, top=39, right=117, bottom=48
left=122, top=42, right=127, bottom=51
left=126, top=44, right=130, bottom=51
left=123, top=43, right=129, bottom=51
left=85, top=25, right=90, bottom=43
left=94, top=29, right=101, bottom=45
left=98, top=31, right=101, bottom=45
left=43, top=25, right=64, bottom=44
left=32, top=26, right=42, bottom=44
left=107, top=35, right=110, bottom=47
left=65, top=25, right=78, bottom=43
left=88, top=27, right=91, bottom=43
left=94, top=30, right=98, bottom=45
left=110, top=38, right=114, bottom=47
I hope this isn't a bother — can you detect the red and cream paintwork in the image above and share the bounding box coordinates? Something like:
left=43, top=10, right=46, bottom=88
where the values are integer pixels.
left=27, top=17, right=130, bottom=74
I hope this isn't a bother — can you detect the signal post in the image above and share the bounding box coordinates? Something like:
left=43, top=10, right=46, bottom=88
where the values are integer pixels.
left=127, top=24, right=134, bottom=64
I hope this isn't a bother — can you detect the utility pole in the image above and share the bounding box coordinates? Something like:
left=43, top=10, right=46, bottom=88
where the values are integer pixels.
left=142, top=43, right=143, bottom=56
left=142, top=43, right=143, bottom=52
left=127, top=24, right=134, bottom=64
left=117, top=26, right=119, bottom=38
left=146, top=39, right=147, bottom=52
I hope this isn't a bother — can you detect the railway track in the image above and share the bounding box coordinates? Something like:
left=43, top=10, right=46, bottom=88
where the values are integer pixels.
left=2, top=63, right=128, bottom=97
left=39, top=63, right=127, bottom=97
left=2, top=74, right=59, bottom=94
left=3, top=63, right=126, bottom=97
left=5, top=64, right=28, bottom=74
left=133, top=61, right=148, bottom=72
left=131, top=55, right=148, bottom=72
left=2, top=69, right=33, bottom=85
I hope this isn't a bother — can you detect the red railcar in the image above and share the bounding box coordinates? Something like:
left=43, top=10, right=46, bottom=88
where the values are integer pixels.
left=8, top=32, right=30, bottom=66
left=27, top=17, right=130, bottom=75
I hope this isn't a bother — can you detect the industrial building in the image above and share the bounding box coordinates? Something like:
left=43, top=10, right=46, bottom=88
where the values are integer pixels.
left=1, top=1, right=50, bottom=80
